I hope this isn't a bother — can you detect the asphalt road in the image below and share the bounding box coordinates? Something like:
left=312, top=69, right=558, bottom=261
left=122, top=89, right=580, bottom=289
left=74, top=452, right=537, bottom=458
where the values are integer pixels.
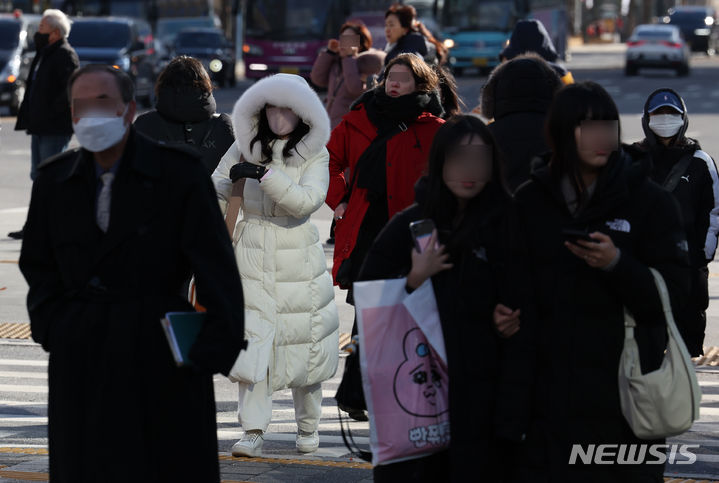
left=0, top=45, right=718, bottom=480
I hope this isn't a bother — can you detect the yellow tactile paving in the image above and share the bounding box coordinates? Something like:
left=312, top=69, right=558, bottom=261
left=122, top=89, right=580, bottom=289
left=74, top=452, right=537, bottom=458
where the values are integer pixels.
left=0, top=328, right=355, bottom=347
left=0, top=469, right=49, bottom=481
left=0, top=323, right=32, bottom=340
left=219, top=453, right=372, bottom=469
left=0, top=448, right=47, bottom=455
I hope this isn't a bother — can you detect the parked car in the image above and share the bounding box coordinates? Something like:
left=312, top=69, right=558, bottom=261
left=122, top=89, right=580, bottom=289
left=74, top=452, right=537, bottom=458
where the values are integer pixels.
left=155, top=16, right=221, bottom=60
left=173, top=28, right=236, bottom=87
left=68, top=17, right=157, bottom=107
left=0, top=12, right=40, bottom=115
left=664, top=6, right=718, bottom=55
left=625, top=24, right=690, bottom=76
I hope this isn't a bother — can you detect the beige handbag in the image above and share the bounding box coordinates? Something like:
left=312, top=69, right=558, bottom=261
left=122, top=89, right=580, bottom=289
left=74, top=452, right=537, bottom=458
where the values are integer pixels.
left=618, top=267, right=702, bottom=439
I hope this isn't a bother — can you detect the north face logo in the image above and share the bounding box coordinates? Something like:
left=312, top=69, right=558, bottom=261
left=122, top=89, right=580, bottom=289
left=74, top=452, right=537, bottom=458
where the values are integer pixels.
left=606, top=219, right=631, bottom=233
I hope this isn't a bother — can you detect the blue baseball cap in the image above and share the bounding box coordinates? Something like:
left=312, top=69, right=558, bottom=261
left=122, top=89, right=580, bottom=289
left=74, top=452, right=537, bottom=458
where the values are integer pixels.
left=647, top=90, right=684, bottom=114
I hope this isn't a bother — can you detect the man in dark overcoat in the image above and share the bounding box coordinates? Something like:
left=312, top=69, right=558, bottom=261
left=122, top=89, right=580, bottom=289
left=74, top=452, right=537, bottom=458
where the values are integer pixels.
left=19, top=64, right=246, bottom=483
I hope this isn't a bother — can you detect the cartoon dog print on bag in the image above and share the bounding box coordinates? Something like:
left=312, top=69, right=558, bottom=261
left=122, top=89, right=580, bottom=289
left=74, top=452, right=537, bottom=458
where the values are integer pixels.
left=393, top=328, right=449, bottom=417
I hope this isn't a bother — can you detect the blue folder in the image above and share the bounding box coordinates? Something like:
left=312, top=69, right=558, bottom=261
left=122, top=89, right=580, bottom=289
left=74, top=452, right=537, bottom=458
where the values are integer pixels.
left=160, top=312, right=206, bottom=366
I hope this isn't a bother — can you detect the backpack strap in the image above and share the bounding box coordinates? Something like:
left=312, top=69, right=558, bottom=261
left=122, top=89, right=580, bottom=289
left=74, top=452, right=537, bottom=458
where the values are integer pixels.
left=662, top=153, right=694, bottom=192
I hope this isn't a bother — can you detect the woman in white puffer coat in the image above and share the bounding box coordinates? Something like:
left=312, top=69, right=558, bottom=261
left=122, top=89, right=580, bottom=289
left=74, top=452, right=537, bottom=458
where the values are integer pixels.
left=212, top=74, right=339, bottom=457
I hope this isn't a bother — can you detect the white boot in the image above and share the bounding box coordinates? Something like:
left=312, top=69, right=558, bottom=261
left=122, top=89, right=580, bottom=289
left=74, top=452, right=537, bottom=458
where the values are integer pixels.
left=231, top=429, right=264, bottom=457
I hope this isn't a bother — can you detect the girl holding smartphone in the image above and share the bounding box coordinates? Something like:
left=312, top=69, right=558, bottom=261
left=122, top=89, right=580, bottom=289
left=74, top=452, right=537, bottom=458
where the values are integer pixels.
left=357, top=115, right=518, bottom=481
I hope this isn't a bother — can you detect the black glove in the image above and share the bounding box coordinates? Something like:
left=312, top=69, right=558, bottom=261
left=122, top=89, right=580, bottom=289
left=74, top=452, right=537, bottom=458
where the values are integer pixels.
left=229, top=162, right=267, bottom=183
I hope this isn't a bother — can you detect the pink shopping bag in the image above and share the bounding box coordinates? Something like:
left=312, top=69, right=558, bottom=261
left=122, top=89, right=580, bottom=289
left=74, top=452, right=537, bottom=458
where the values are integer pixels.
left=354, top=278, right=450, bottom=466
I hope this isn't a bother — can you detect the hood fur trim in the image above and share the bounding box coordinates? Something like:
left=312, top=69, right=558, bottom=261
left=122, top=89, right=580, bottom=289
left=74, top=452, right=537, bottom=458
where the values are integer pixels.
left=231, top=74, right=330, bottom=166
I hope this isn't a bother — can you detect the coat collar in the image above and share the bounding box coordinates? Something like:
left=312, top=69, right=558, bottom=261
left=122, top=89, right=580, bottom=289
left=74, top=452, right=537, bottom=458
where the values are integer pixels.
left=64, top=129, right=162, bottom=181
left=531, top=147, right=643, bottom=221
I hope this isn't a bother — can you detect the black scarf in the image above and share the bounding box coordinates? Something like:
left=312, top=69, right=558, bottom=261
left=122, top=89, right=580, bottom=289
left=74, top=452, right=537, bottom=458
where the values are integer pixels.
left=353, top=88, right=443, bottom=198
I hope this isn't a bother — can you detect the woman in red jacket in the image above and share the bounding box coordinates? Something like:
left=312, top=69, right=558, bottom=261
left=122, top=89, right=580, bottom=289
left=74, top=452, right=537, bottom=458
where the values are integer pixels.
left=327, top=53, right=444, bottom=420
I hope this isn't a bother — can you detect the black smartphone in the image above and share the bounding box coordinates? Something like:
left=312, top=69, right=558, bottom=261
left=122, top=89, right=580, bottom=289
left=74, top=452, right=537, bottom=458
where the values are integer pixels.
left=561, top=228, right=594, bottom=243
left=409, top=219, right=436, bottom=253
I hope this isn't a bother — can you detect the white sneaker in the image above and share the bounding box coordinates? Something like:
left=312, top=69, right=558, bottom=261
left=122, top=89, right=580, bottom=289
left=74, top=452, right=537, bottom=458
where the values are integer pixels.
left=296, top=430, right=319, bottom=453
left=231, top=430, right=264, bottom=457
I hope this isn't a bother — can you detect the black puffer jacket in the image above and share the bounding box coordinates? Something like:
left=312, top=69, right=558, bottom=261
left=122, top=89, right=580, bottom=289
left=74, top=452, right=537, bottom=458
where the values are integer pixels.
left=509, top=149, right=691, bottom=482
left=358, top=179, right=531, bottom=481
left=385, top=32, right=430, bottom=65
left=481, top=55, right=562, bottom=192
left=15, top=38, right=79, bottom=136
left=634, top=88, right=719, bottom=355
left=134, top=86, right=234, bottom=174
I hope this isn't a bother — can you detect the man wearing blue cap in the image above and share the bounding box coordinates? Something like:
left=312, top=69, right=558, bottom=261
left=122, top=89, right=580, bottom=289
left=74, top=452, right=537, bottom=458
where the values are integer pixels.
left=635, top=88, right=719, bottom=356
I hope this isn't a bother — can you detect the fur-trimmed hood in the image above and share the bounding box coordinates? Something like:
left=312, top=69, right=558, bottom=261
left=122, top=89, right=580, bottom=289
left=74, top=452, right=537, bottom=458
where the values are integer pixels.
left=231, top=74, right=330, bottom=166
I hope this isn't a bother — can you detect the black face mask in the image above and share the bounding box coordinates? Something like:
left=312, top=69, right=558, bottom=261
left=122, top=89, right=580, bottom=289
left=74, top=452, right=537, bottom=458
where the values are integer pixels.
left=34, top=32, right=50, bottom=51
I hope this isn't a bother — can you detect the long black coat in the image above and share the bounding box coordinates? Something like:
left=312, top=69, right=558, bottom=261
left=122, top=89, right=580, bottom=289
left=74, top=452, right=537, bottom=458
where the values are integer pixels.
left=15, top=38, right=79, bottom=136
left=509, top=151, right=690, bottom=483
left=19, top=130, right=246, bottom=483
left=357, top=182, right=529, bottom=481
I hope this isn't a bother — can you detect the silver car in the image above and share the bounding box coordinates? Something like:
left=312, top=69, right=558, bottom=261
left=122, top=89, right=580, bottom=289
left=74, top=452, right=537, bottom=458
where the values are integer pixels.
left=625, top=24, right=691, bottom=76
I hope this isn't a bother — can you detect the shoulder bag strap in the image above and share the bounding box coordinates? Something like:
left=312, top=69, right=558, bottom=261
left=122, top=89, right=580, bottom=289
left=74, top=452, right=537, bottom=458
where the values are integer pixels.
left=662, top=153, right=694, bottom=192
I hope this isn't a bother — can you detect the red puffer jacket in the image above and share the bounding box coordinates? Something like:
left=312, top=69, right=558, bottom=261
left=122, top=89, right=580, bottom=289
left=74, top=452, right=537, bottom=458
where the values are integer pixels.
left=326, top=103, right=444, bottom=284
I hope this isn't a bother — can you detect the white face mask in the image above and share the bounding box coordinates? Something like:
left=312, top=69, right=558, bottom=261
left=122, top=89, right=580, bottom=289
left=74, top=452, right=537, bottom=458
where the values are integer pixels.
left=73, top=106, right=129, bottom=152
left=266, top=106, right=299, bottom=137
left=648, top=114, right=684, bottom=139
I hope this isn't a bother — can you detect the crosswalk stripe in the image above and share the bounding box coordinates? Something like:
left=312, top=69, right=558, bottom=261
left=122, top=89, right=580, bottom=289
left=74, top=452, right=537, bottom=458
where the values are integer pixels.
left=0, top=360, right=47, bottom=367
left=0, top=371, right=46, bottom=379
left=0, top=415, right=46, bottom=423
left=216, top=429, right=369, bottom=446
left=0, top=384, right=47, bottom=394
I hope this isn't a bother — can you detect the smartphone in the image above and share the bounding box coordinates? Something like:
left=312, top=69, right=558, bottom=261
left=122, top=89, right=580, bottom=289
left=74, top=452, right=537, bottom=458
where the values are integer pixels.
left=409, top=219, right=436, bottom=253
left=561, top=228, right=594, bottom=243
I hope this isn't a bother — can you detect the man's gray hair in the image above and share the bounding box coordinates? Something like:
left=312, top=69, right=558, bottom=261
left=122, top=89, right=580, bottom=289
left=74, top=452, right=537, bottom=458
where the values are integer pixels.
left=42, top=9, right=72, bottom=38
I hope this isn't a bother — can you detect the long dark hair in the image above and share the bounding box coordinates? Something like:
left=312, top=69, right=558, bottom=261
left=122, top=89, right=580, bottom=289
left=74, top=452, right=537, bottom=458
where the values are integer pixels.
left=251, top=106, right=311, bottom=163
left=545, top=81, right=621, bottom=202
left=423, top=115, right=506, bottom=254
left=434, top=64, right=463, bottom=119
left=380, top=53, right=439, bottom=93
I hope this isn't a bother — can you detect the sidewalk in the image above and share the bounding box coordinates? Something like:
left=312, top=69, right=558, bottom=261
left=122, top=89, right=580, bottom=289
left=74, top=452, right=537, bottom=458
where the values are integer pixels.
left=0, top=447, right=373, bottom=482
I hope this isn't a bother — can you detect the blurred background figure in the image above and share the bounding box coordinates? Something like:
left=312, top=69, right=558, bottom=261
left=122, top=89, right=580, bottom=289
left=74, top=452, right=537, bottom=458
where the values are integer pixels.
left=311, top=20, right=385, bottom=130
left=500, top=19, right=574, bottom=85
left=10, top=8, right=79, bottom=240
left=384, top=3, right=447, bottom=67
left=480, top=54, right=562, bottom=192
left=134, top=56, right=234, bottom=175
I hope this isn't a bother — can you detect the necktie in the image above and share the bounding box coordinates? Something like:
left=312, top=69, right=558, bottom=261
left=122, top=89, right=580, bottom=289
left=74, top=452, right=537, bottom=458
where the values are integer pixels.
left=97, top=172, right=114, bottom=233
